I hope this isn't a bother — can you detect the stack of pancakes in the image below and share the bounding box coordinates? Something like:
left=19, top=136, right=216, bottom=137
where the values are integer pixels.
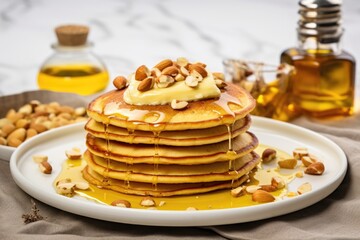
left=83, top=72, right=259, bottom=197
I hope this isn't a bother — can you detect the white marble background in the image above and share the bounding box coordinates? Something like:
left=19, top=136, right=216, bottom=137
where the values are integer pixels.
left=0, top=0, right=359, bottom=99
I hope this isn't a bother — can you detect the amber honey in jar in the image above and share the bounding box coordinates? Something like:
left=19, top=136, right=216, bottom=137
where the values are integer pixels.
left=281, top=0, right=356, bottom=118
left=37, top=25, right=109, bottom=95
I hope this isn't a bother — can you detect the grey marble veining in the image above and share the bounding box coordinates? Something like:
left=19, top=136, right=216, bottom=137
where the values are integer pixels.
left=0, top=0, right=359, bottom=100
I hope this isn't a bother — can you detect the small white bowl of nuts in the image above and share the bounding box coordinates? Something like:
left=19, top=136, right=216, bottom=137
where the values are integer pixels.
left=0, top=90, right=89, bottom=161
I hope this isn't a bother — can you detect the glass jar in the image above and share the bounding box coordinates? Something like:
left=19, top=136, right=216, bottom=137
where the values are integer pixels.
left=37, top=25, right=109, bottom=95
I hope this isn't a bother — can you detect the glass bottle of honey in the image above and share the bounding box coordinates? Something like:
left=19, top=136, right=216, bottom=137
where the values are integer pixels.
left=281, top=0, right=356, bottom=118
left=37, top=25, right=109, bottom=95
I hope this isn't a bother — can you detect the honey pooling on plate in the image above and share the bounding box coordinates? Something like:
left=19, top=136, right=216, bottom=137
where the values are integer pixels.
left=37, top=24, right=109, bottom=96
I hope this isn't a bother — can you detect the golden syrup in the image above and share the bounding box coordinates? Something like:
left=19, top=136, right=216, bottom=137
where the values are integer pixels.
left=37, top=64, right=109, bottom=96
left=281, top=48, right=356, bottom=118
left=54, top=145, right=299, bottom=210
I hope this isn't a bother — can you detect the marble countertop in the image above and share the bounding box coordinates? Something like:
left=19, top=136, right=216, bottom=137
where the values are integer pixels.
left=0, top=0, right=359, bottom=99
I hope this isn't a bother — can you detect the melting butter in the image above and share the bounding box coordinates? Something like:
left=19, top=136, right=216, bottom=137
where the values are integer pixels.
left=123, top=73, right=220, bottom=105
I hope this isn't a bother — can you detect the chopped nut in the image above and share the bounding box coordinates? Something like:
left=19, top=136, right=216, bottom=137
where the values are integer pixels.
left=185, top=75, right=198, bottom=87
left=293, top=147, right=309, bottom=160
left=157, top=75, right=175, bottom=88
left=151, top=68, right=162, bottom=78
left=56, top=182, right=75, bottom=197
left=176, top=57, right=189, bottom=67
left=252, top=190, right=275, bottom=203
left=231, top=186, right=245, bottom=197
left=278, top=158, right=297, bottom=169
left=65, top=149, right=82, bottom=160
left=159, top=201, right=166, bottom=207
left=111, top=199, right=131, bottom=208
left=179, top=66, right=190, bottom=76
left=305, top=162, right=325, bottom=175
left=287, top=191, right=298, bottom=197
left=246, top=185, right=261, bottom=194
left=171, top=99, right=188, bottom=110
left=271, top=176, right=285, bottom=189
left=262, top=148, right=277, bottom=163
left=295, top=171, right=304, bottom=178
left=74, top=181, right=90, bottom=190
left=140, top=197, right=156, bottom=207
left=213, top=72, right=225, bottom=81
left=186, top=207, right=198, bottom=211
left=297, top=182, right=312, bottom=195
left=32, top=154, right=48, bottom=163
left=174, top=74, right=185, bottom=82
left=215, top=79, right=227, bottom=89
left=39, top=161, right=52, bottom=174
left=301, top=156, right=317, bottom=167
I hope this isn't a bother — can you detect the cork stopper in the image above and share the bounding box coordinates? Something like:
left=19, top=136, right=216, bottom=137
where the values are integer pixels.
left=55, top=24, right=89, bottom=46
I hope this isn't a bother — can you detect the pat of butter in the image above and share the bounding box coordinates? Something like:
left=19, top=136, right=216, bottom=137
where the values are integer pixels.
left=123, top=73, right=221, bottom=105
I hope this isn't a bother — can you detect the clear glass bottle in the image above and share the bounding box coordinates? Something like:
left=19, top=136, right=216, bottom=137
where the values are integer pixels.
left=37, top=25, right=109, bottom=95
left=281, top=0, right=356, bottom=118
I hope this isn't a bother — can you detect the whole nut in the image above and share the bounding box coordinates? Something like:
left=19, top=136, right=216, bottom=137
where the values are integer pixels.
left=189, top=64, right=208, bottom=78
left=260, top=185, right=277, bottom=192
left=137, top=77, right=155, bottom=92
left=113, top=76, right=128, bottom=90
left=162, top=66, right=179, bottom=77
left=2, top=123, right=16, bottom=137
left=39, top=161, right=52, bottom=174
left=135, top=65, right=150, bottom=81
left=111, top=199, right=131, bottom=208
left=252, top=190, right=275, bottom=203
left=305, top=162, right=325, bottom=175
left=0, top=137, right=7, bottom=145
left=262, top=148, right=277, bottom=163
left=278, top=158, right=297, bottom=169
left=7, top=128, right=26, bottom=142
left=154, top=59, right=173, bottom=71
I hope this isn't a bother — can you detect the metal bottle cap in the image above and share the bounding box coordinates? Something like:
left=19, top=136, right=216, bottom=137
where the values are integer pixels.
left=297, top=0, right=343, bottom=43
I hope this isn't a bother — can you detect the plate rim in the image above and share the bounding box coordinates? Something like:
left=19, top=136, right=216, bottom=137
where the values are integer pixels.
left=9, top=117, right=347, bottom=226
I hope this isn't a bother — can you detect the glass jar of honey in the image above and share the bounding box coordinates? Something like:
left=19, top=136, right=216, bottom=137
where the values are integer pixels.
left=37, top=24, right=109, bottom=95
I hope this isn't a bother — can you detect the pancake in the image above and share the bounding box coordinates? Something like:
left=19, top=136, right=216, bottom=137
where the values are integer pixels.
left=86, top=131, right=258, bottom=165
left=85, top=151, right=259, bottom=184
left=87, top=83, right=256, bottom=131
left=85, top=150, right=258, bottom=176
left=83, top=166, right=250, bottom=197
left=85, top=115, right=251, bottom=146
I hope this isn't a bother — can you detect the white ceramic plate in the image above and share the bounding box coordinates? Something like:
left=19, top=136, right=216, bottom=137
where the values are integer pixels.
left=10, top=117, right=347, bottom=226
